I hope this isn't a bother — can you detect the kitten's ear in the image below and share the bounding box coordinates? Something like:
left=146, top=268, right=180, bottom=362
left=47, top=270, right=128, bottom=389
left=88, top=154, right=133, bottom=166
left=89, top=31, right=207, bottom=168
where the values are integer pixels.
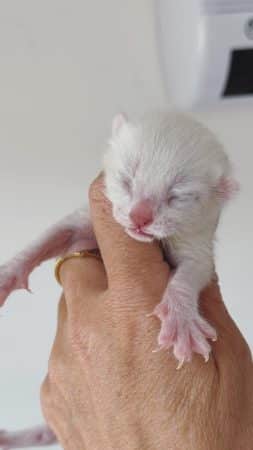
left=112, top=113, right=128, bottom=136
left=216, top=176, right=240, bottom=201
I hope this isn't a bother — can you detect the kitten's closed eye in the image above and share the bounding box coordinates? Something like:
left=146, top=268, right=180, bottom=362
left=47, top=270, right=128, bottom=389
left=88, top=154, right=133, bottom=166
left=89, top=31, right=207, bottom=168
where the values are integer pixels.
left=168, top=192, right=200, bottom=205
left=167, top=194, right=178, bottom=205
left=121, top=176, right=132, bottom=193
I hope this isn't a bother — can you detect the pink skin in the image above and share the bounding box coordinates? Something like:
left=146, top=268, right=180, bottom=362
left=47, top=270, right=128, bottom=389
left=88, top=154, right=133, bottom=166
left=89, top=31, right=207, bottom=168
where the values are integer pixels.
left=129, top=199, right=154, bottom=229
left=153, top=284, right=217, bottom=369
left=127, top=200, right=155, bottom=242
left=0, top=425, right=56, bottom=449
left=0, top=209, right=96, bottom=307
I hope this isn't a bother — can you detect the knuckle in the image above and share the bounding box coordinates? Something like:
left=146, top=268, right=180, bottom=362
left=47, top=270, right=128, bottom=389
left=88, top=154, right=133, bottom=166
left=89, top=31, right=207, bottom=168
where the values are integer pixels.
left=47, top=352, right=63, bottom=383
left=47, top=353, right=57, bottom=377
left=234, top=332, right=252, bottom=363
left=40, top=376, right=59, bottom=430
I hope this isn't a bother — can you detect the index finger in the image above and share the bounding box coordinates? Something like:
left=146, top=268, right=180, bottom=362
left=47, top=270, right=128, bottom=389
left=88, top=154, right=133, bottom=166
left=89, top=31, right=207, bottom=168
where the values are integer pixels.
left=89, top=174, right=170, bottom=287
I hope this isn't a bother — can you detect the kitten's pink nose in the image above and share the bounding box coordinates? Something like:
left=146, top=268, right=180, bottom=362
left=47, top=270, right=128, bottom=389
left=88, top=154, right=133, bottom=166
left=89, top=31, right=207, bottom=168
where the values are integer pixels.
left=130, top=200, right=153, bottom=228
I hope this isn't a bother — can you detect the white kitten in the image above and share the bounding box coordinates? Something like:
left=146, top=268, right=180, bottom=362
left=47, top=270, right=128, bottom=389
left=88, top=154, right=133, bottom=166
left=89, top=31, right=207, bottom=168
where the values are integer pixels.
left=0, top=111, right=238, bottom=449
left=105, top=111, right=237, bottom=365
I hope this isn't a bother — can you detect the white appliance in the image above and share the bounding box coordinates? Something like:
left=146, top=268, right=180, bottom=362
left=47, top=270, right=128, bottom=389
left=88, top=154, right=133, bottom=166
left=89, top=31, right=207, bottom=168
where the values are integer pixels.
left=156, top=0, right=253, bottom=108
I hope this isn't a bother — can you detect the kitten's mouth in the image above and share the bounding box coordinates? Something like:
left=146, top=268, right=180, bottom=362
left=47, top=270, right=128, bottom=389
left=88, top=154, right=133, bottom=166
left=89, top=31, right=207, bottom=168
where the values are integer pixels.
left=125, top=228, right=154, bottom=243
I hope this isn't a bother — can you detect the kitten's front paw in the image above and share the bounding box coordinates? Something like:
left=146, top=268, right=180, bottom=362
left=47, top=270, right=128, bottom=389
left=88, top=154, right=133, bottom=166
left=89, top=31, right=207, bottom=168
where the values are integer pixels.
left=0, top=262, right=31, bottom=306
left=153, top=290, right=217, bottom=367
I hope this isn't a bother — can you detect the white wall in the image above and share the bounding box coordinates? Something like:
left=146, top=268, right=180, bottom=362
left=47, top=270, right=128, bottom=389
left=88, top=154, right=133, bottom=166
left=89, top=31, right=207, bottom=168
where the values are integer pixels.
left=0, top=1, right=252, bottom=448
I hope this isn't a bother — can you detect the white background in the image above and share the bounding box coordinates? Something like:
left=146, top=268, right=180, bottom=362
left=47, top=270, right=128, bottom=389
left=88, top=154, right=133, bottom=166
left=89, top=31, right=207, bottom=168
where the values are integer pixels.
left=0, top=2, right=252, bottom=449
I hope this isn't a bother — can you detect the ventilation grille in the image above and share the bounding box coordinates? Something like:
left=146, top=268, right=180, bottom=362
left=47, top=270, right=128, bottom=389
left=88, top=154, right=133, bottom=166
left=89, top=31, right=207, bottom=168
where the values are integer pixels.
left=202, top=0, right=253, bottom=15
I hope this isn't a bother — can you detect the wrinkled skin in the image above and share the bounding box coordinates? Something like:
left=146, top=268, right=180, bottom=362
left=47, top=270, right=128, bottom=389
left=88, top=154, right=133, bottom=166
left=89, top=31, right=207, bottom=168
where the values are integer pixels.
left=41, top=176, right=253, bottom=450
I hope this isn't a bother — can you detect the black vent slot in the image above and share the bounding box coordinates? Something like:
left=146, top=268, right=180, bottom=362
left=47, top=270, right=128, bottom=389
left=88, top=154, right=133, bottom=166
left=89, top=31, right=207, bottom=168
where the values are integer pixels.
left=223, top=49, right=253, bottom=97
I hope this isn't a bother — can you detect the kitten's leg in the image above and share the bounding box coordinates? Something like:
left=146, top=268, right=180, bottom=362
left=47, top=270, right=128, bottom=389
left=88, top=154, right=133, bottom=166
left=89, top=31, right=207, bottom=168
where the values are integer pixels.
left=0, top=425, right=57, bottom=449
left=0, top=207, right=96, bottom=306
left=153, top=256, right=217, bottom=366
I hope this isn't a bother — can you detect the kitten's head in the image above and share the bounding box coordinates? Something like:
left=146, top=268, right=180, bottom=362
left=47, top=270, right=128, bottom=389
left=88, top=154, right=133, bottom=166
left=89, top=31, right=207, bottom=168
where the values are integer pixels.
left=104, top=112, right=238, bottom=242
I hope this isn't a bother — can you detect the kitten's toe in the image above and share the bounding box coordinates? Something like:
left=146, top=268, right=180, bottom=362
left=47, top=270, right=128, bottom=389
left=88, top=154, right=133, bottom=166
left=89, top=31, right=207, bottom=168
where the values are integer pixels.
left=173, top=325, right=212, bottom=364
left=157, top=316, right=177, bottom=350
left=190, top=316, right=217, bottom=361
left=152, top=302, right=169, bottom=321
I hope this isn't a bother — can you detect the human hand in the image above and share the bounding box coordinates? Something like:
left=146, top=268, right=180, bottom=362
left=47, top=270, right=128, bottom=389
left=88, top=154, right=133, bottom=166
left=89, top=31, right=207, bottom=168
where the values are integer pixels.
left=41, top=176, right=253, bottom=450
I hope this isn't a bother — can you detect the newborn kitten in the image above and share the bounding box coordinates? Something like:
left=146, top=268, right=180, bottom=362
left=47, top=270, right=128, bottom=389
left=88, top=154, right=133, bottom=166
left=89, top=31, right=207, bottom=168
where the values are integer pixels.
left=105, top=111, right=237, bottom=362
left=0, top=111, right=237, bottom=449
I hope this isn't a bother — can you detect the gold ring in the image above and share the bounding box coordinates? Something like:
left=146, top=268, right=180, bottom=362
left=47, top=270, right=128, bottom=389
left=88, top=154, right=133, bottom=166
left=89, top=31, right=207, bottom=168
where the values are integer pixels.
left=54, top=249, right=101, bottom=286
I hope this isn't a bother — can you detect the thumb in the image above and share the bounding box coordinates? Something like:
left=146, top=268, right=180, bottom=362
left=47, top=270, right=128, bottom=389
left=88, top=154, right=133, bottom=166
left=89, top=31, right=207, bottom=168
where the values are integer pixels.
left=88, top=174, right=169, bottom=288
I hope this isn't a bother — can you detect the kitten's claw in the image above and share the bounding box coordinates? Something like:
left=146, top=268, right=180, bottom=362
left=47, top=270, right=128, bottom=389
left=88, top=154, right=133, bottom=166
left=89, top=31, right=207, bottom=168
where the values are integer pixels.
left=152, top=346, right=162, bottom=353
left=176, top=359, right=185, bottom=370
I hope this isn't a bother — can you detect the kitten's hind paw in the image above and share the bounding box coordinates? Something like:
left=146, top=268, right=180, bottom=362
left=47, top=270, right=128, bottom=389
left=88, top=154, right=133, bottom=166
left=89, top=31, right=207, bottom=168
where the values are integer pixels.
left=0, top=262, right=31, bottom=306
